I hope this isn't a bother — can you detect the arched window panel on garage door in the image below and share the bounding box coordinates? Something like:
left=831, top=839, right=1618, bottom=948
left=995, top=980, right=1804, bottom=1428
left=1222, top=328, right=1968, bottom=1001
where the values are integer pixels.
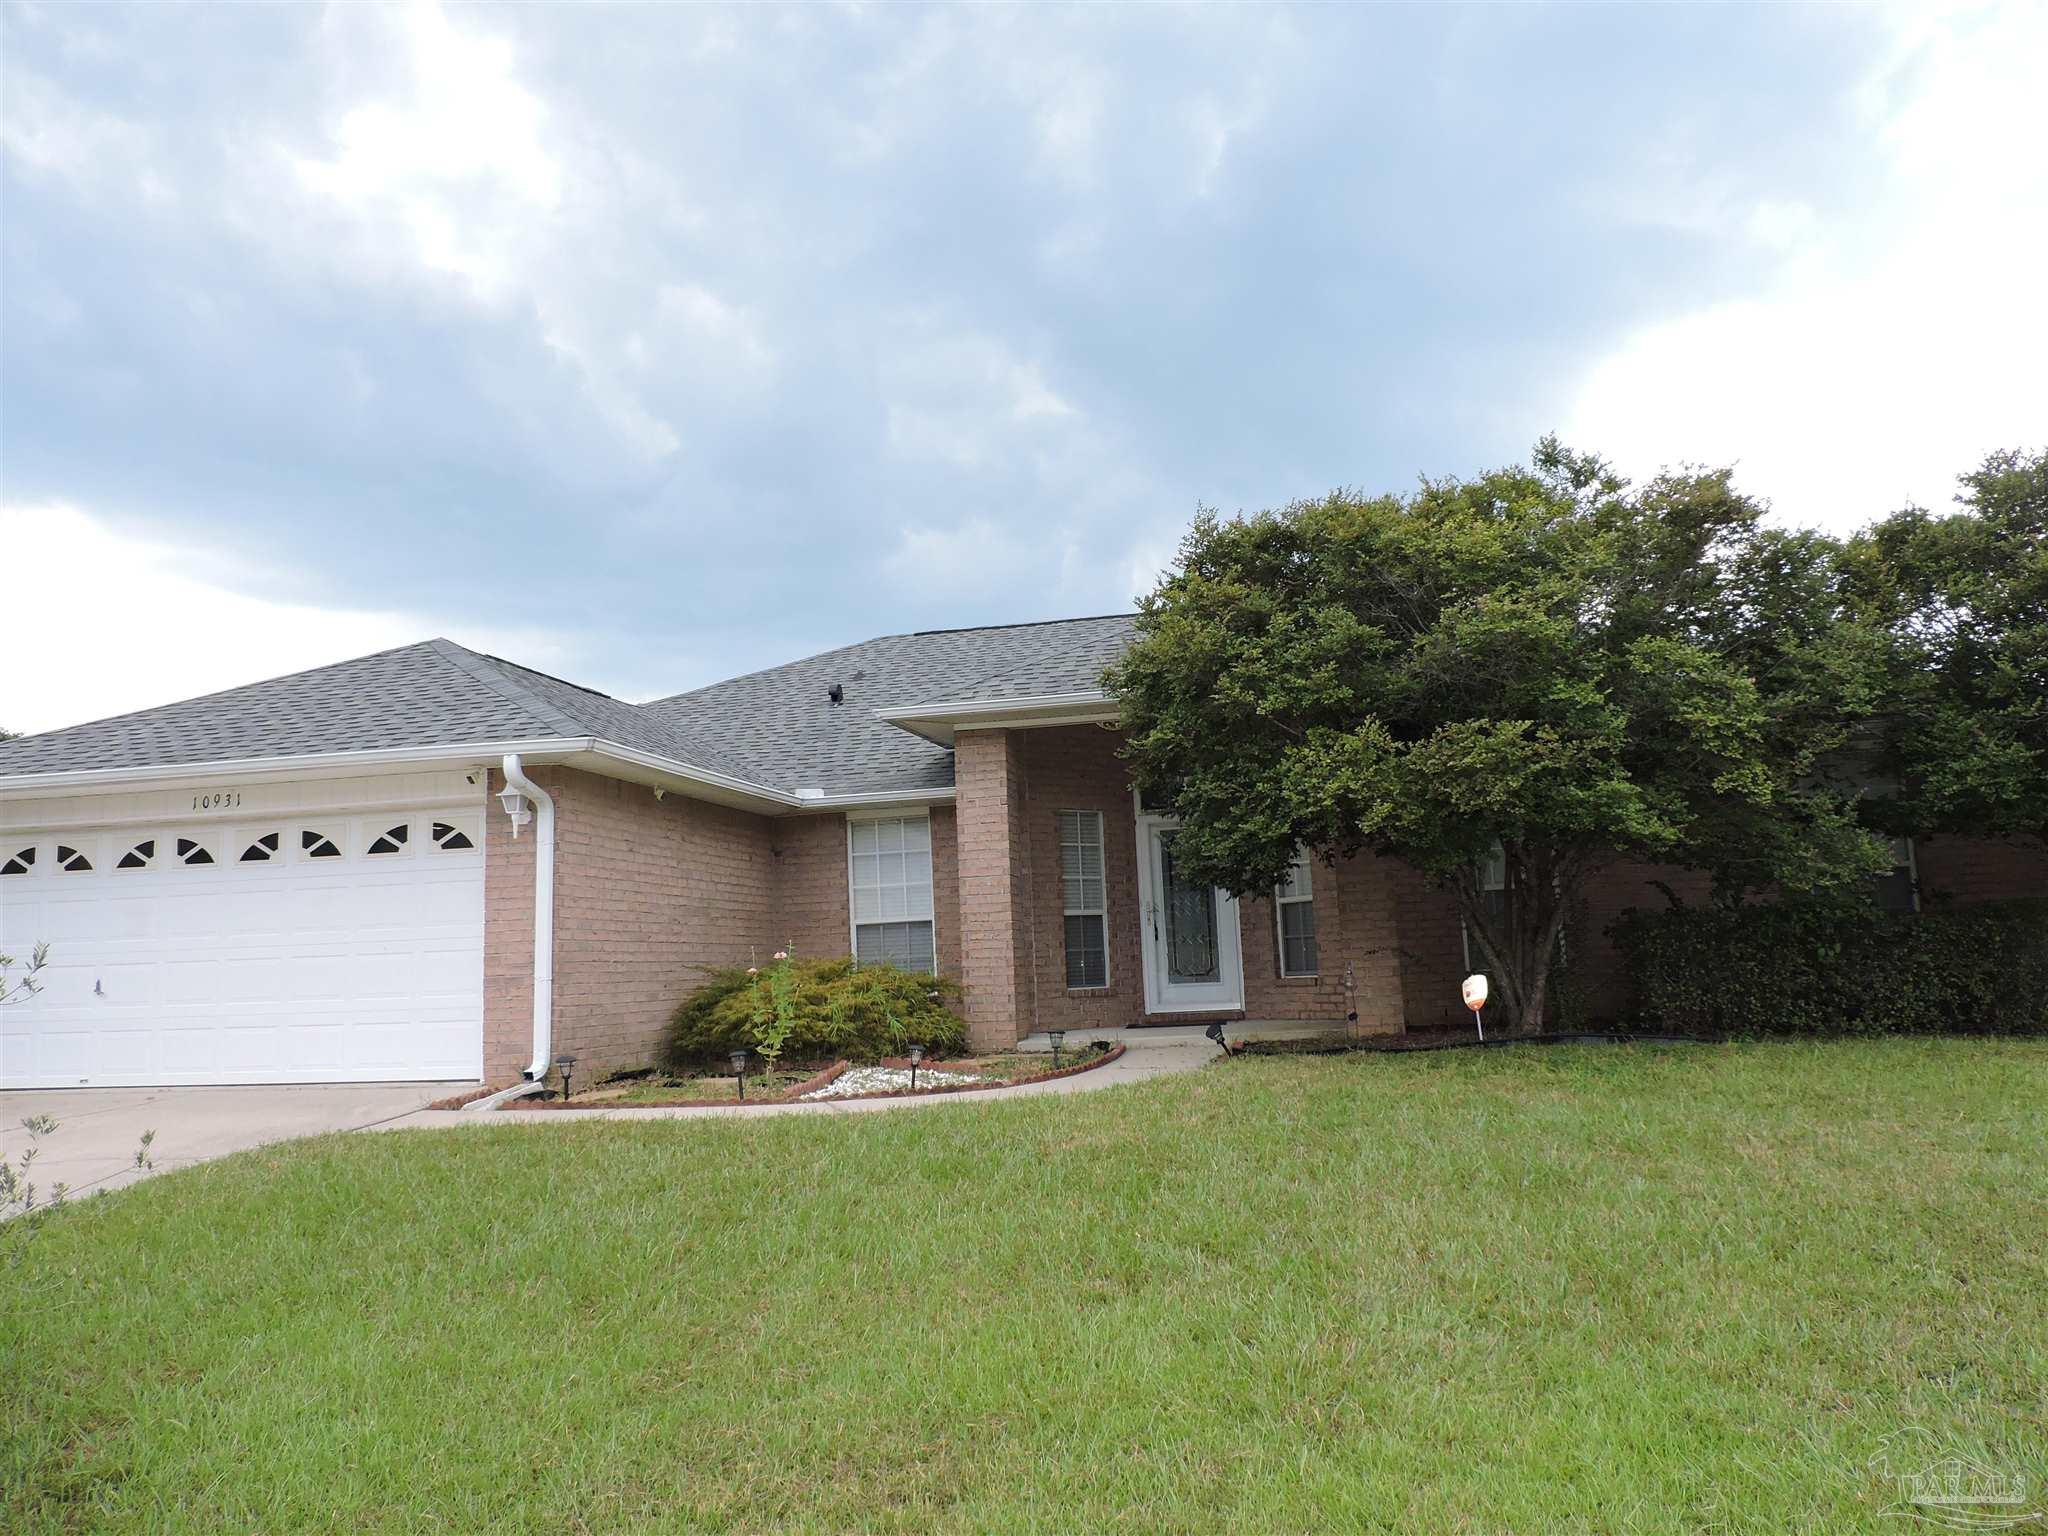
left=0, top=845, right=34, bottom=876
left=57, top=842, right=94, bottom=872
left=116, top=838, right=158, bottom=871
left=240, top=832, right=282, bottom=863
left=430, top=818, right=477, bottom=852
left=175, top=835, right=218, bottom=867
left=366, top=822, right=411, bottom=856
left=301, top=829, right=342, bottom=860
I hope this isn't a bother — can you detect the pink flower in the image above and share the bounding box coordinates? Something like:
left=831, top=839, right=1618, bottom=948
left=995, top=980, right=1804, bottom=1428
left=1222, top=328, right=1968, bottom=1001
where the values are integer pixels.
left=746, top=966, right=759, bottom=975
left=772, top=950, right=789, bottom=962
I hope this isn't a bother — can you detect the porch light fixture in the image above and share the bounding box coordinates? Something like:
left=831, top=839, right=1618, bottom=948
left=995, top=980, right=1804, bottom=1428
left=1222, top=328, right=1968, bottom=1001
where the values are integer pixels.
left=1462, top=974, right=1489, bottom=1042
left=1047, top=1029, right=1066, bottom=1068
left=730, top=1048, right=750, bottom=1100
left=496, top=782, right=532, bottom=836
left=907, top=1042, right=926, bottom=1091
left=554, top=1053, right=578, bottom=1102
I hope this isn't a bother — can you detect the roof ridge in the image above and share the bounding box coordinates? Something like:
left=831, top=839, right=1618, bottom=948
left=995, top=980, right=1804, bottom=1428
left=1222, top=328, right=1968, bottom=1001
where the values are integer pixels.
left=909, top=612, right=1136, bottom=638
left=640, top=633, right=895, bottom=708
left=425, top=639, right=595, bottom=740
left=642, top=613, right=1138, bottom=710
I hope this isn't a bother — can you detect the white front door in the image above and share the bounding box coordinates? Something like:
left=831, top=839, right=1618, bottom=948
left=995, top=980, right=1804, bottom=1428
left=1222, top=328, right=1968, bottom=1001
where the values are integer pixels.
left=1134, top=816, right=1244, bottom=1014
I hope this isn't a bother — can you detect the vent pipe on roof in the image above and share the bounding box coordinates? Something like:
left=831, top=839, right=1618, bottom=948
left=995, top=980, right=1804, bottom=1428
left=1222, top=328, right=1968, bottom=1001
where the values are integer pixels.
left=828, top=683, right=844, bottom=705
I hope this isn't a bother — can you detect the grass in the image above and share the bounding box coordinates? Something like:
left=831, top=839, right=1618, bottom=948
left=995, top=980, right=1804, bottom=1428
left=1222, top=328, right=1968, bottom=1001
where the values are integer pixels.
left=5, top=1039, right=2045, bottom=1533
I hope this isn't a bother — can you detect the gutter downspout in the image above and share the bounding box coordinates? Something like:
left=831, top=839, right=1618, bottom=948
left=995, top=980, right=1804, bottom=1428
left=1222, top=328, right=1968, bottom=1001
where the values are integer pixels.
left=499, top=753, right=556, bottom=1082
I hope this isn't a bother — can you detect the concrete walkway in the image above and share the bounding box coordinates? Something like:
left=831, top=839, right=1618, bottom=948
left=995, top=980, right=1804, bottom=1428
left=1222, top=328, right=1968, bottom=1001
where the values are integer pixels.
left=0, top=1082, right=454, bottom=1201
left=378, top=1036, right=1218, bottom=1131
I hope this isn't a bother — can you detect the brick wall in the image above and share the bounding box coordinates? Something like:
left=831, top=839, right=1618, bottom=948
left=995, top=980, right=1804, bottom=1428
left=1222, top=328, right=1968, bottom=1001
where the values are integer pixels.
left=1913, top=834, right=2046, bottom=907
left=487, top=751, right=2045, bottom=1073
left=1014, top=725, right=1143, bottom=1034
left=484, top=765, right=781, bottom=1085
left=1391, top=838, right=2042, bottom=1029
left=766, top=812, right=850, bottom=963
left=956, top=730, right=1038, bottom=1050
left=930, top=804, right=963, bottom=982
left=997, top=726, right=1410, bottom=1040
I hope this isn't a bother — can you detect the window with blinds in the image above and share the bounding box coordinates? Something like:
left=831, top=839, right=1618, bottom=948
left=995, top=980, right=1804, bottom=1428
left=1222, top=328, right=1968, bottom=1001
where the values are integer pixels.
left=1059, top=810, right=1109, bottom=988
left=1275, top=850, right=1318, bottom=977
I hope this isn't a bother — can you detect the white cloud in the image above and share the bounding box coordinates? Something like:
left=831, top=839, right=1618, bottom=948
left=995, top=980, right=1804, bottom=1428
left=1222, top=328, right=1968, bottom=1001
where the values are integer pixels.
left=883, top=517, right=1036, bottom=595
left=0, top=65, right=171, bottom=205
left=290, top=2, right=561, bottom=305
left=1568, top=2, right=2048, bottom=530
left=883, top=322, right=1078, bottom=468
left=0, top=503, right=572, bottom=736
left=645, top=283, right=777, bottom=389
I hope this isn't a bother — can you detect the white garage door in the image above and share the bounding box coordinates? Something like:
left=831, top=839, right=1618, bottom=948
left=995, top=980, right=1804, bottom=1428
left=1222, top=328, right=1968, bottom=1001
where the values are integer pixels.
left=0, top=803, right=485, bottom=1088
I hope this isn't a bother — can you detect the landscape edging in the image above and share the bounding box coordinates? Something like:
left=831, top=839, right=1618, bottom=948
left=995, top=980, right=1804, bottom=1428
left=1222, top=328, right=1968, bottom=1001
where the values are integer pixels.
left=788, top=1043, right=1128, bottom=1105
left=490, top=1047, right=1126, bottom=1112
left=502, top=1060, right=852, bottom=1111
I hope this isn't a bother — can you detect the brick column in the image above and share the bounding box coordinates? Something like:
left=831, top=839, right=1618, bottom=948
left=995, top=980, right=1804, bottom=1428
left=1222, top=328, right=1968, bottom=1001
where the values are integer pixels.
left=1335, top=850, right=1407, bottom=1036
left=955, top=728, right=1037, bottom=1050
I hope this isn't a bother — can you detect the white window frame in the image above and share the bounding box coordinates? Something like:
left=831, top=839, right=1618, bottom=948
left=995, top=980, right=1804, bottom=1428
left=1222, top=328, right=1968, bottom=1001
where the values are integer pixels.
left=1878, top=835, right=1920, bottom=913
left=1460, top=840, right=1508, bottom=971
left=846, top=813, right=937, bottom=971
left=1274, top=849, right=1318, bottom=978
left=1058, top=810, right=1111, bottom=990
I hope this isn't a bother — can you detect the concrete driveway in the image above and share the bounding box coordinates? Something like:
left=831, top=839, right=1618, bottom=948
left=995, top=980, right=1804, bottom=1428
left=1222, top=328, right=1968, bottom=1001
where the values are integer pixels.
left=0, top=1083, right=457, bottom=1202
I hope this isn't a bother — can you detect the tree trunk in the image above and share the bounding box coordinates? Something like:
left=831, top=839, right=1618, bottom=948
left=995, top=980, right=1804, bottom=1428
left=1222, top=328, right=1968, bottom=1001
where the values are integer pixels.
left=1454, top=847, right=1580, bottom=1036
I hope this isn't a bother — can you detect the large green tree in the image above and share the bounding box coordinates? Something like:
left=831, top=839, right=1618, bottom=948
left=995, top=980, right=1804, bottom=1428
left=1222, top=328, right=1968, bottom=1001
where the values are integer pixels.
left=1846, top=447, right=2047, bottom=846
left=1105, top=440, right=1890, bottom=1032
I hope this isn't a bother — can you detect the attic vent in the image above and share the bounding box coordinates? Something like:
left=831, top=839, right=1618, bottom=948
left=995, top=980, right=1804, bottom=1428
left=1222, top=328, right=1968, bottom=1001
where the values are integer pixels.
left=828, top=683, right=844, bottom=705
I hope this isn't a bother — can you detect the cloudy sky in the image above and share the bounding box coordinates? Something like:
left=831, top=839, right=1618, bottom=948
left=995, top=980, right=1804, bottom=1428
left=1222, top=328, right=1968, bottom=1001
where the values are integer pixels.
left=3, top=1, right=2043, bottom=735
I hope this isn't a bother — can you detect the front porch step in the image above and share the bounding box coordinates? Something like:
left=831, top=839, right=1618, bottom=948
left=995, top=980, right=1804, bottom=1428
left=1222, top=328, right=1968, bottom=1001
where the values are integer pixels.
left=1014, top=1020, right=1345, bottom=1053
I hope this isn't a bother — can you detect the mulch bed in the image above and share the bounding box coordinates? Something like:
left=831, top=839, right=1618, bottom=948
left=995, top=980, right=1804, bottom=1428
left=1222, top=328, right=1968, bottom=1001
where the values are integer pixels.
left=503, top=1059, right=845, bottom=1111
left=488, top=1044, right=1128, bottom=1112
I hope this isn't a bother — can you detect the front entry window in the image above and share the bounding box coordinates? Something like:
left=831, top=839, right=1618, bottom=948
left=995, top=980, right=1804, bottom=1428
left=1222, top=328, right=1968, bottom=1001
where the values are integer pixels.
left=1159, top=834, right=1221, bottom=984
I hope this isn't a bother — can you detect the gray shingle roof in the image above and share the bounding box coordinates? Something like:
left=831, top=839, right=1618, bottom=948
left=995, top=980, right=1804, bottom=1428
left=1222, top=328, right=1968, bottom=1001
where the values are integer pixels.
left=640, top=614, right=1135, bottom=796
left=0, top=616, right=1139, bottom=797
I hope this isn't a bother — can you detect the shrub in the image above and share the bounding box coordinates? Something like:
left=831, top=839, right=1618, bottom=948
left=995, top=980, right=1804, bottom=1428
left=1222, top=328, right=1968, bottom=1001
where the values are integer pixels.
left=660, top=957, right=966, bottom=1067
left=1612, top=895, right=2048, bottom=1037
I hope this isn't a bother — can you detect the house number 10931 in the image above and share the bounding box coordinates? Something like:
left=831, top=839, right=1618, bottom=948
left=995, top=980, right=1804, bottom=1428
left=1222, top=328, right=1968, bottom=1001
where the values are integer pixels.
left=190, top=791, right=243, bottom=811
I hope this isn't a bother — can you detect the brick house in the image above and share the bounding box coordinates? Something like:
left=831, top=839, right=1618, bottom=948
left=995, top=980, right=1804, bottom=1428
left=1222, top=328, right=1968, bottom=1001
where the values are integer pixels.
left=2, top=616, right=2041, bottom=1089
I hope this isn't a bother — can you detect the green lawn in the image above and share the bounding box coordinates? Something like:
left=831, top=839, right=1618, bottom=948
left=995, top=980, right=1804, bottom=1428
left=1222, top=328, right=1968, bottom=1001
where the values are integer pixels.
left=7, top=1040, right=2045, bottom=1533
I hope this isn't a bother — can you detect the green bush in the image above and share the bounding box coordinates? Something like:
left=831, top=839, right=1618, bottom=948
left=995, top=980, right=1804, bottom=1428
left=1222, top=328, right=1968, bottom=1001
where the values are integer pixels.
left=1612, top=896, right=2048, bottom=1037
left=660, top=957, right=966, bottom=1067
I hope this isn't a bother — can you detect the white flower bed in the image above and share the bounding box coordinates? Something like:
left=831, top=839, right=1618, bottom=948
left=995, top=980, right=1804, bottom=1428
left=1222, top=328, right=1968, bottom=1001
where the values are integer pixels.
left=801, top=1065, right=986, bottom=1100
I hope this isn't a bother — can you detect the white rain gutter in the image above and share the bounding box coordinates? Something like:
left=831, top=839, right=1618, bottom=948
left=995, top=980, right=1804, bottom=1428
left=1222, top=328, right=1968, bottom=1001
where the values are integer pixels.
left=498, top=753, right=556, bottom=1082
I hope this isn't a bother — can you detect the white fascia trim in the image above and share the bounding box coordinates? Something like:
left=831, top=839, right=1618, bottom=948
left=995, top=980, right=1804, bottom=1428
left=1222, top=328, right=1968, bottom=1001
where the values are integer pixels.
left=0, top=738, right=589, bottom=799
left=788, top=785, right=957, bottom=812
left=873, top=689, right=1114, bottom=724
left=872, top=690, right=1119, bottom=746
left=0, top=736, right=807, bottom=813
left=579, top=742, right=802, bottom=811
